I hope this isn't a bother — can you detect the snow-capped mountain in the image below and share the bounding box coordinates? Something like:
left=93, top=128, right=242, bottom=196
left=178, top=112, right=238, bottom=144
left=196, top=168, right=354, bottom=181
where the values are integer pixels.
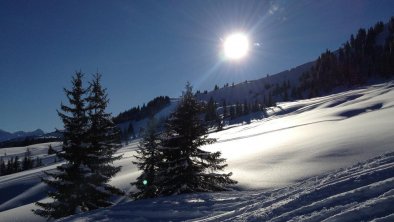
left=0, top=129, right=44, bottom=143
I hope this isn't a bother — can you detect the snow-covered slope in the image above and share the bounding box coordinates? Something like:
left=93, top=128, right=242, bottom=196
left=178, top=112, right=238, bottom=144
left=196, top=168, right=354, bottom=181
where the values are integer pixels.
left=60, top=152, right=394, bottom=222
left=1, top=81, right=394, bottom=221
left=196, top=62, right=314, bottom=104
left=117, top=98, right=179, bottom=138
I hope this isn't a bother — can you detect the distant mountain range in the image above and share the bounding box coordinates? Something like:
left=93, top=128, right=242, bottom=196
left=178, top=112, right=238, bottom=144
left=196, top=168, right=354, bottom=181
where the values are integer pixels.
left=0, top=129, right=64, bottom=148
left=0, top=129, right=45, bottom=142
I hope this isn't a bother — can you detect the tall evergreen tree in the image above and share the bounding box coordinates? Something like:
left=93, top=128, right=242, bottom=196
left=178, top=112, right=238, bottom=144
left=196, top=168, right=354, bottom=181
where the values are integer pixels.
left=157, top=83, right=236, bottom=196
left=34, top=72, right=90, bottom=219
left=84, top=73, right=123, bottom=207
left=131, top=118, right=161, bottom=199
left=34, top=72, right=122, bottom=219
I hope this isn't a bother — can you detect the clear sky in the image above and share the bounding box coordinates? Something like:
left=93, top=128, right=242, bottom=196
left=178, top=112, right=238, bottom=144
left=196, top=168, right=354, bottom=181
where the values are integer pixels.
left=1, top=0, right=394, bottom=133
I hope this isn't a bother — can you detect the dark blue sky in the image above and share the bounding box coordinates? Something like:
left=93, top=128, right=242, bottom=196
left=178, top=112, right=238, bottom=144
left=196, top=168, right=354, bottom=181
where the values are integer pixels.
left=1, top=0, right=394, bottom=132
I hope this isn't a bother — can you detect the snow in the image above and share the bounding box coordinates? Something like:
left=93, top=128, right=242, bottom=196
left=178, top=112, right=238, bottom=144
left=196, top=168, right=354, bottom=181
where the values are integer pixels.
left=1, top=81, right=394, bottom=221
left=197, top=61, right=314, bottom=104
left=59, top=152, right=394, bottom=222
left=117, top=99, right=179, bottom=139
left=0, top=142, right=62, bottom=165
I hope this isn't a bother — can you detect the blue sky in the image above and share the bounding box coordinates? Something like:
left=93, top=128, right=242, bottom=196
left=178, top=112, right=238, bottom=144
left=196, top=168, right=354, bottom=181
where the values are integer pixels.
left=1, top=0, right=394, bottom=132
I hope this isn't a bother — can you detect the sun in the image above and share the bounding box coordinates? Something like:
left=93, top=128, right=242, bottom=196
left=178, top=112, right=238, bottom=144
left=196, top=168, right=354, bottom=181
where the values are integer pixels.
left=223, top=33, right=250, bottom=60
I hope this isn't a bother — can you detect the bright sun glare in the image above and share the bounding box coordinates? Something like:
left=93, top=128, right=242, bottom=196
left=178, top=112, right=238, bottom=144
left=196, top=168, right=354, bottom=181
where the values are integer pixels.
left=223, top=33, right=250, bottom=60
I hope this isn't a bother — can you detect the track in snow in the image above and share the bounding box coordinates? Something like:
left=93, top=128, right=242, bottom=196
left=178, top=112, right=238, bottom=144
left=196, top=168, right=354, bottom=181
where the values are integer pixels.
left=61, top=152, right=394, bottom=222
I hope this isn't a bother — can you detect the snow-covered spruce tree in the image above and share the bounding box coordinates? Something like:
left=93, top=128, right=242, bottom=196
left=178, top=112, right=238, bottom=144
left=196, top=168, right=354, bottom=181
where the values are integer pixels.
left=157, top=82, right=237, bottom=196
left=34, top=72, right=90, bottom=219
left=83, top=73, right=123, bottom=207
left=131, top=118, right=161, bottom=199
left=34, top=73, right=122, bottom=219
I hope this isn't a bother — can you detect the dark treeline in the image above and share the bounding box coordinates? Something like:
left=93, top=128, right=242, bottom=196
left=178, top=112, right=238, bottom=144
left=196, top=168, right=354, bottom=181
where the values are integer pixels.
left=0, top=148, right=43, bottom=176
left=295, top=19, right=394, bottom=99
left=204, top=97, right=270, bottom=127
left=0, top=136, right=62, bottom=148
left=113, top=96, right=171, bottom=124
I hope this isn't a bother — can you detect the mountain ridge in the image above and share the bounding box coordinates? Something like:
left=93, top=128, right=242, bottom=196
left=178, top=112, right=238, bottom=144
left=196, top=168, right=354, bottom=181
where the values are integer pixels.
left=0, top=129, right=45, bottom=143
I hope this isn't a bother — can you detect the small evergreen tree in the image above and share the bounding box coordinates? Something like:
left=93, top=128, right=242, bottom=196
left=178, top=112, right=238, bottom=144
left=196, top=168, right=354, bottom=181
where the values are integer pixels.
left=47, top=144, right=56, bottom=155
left=131, top=118, right=161, bottom=199
left=6, top=157, right=14, bottom=174
left=157, top=83, right=236, bottom=196
left=216, top=114, right=223, bottom=131
left=13, top=156, right=20, bottom=172
left=35, top=157, right=43, bottom=167
left=22, top=148, right=33, bottom=170
left=0, top=157, right=5, bottom=175
left=205, top=97, right=217, bottom=123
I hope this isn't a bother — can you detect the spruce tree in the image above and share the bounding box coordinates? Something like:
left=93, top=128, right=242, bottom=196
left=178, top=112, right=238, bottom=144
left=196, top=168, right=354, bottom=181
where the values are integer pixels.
left=157, top=83, right=236, bottom=196
left=215, top=113, right=223, bottom=131
left=0, top=157, right=5, bottom=175
left=84, top=73, right=123, bottom=207
left=6, top=157, right=14, bottom=174
left=22, top=148, right=33, bottom=170
left=34, top=72, right=90, bottom=219
left=13, top=156, right=20, bottom=172
left=34, top=72, right=122, bottom=219
left=131, top=118, right=161, bottom=199
left=48, top=144, right=56, bottom=155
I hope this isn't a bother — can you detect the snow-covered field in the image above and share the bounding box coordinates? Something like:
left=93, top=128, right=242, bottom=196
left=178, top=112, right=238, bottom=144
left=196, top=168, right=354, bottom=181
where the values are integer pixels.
left=1, top=81, right=394, bottom=221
